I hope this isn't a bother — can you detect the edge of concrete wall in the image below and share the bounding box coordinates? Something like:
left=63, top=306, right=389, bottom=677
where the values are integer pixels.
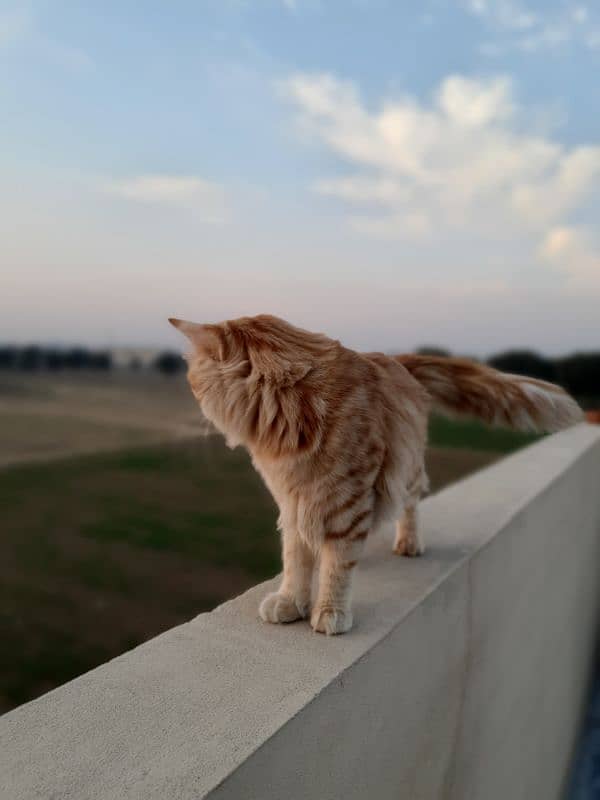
left=1, top=424, right=599, bottom=800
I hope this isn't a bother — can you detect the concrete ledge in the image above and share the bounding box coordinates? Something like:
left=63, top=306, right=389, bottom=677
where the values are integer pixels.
left=2, top=425, right=600, bottom=799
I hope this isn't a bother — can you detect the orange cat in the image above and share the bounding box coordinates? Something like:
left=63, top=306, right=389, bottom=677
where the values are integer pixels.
left=170, top=314, right=582, bottom=635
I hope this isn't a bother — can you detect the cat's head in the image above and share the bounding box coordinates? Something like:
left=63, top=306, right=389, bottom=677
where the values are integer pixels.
left=169, top=314, right=334, bottom=450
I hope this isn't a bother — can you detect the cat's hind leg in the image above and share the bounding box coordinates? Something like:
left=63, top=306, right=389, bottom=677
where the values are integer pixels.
left=393, top=466, right=427, bottom=557
left=259, top=526, right=314, bottom=624
left=393, top=502, right=424, bottom=557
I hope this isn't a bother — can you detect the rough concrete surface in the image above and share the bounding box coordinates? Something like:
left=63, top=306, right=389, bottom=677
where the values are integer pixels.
left=1, top=425, right=599, bottom=800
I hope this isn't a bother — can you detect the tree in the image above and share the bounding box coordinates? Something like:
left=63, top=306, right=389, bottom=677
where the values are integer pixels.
left=154, top=351, right=184, bottom=374
left=488, top=350, right=558, bottom=382
left=558, top=353, right=600, bottom=399
left=89, top=351, right=112, bottom=370
left=415, top=346, right=451, bottom=357
left=19, top=346, right=43, bottom=370
left=0, top=346, right=18, bottom=369
left=63, top=348, right=90, bottom=369
left=44, top=349, right=65, bottom=370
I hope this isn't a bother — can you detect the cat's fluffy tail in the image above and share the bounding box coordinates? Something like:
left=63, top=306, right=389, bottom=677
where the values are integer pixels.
left=395, top=355, right=583, bottom=433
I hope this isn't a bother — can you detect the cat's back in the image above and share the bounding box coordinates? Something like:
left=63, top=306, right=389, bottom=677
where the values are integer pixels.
left=361, top=350, right=429, bottom=406
left=316, top=347, right=429, bottom=451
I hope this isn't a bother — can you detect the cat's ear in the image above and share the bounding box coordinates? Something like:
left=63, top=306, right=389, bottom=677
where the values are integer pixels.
left=168, top=318, right=223, bottom=358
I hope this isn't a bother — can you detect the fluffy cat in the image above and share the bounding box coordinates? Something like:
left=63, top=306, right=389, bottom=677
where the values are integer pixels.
left=170, top=314, right=582, bottom=635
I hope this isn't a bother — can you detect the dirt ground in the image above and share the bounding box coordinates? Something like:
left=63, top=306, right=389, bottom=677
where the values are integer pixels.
left=0, top=371, right=208, bottom=467
left=0, top=370, right=538, bottom=465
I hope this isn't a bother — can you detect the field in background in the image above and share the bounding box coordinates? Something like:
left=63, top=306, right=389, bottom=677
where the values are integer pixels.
left=0, top=371, right=543, bottom=467
left=429, top=414, right=543, bottom=453
left=0, top=372, right=540, bottom=713
left=0, top=371, right=206, bottom=467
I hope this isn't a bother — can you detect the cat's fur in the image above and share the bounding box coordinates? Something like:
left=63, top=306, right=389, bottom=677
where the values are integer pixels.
left=170, top=314, right=582, bottom=635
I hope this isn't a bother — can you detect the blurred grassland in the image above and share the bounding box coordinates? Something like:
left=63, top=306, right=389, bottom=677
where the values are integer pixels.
left=429, top=414, right=543, bottom=453
left=0, top=410, right=539, bottom=713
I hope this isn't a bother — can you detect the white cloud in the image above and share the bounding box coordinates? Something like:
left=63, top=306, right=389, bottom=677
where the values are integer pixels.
left=586, top=30, right=600, bottom=50
left=350, top=211, right=432, bottom=240
left=468, top=0, right=487, bottom=14
left=516, top=25, right=569, bottom=52
left=437, top=74, right=514, bottom=125
left=465, top=0, right=600, bottom=53
left=512, top=146, right=600, bottom=226
left=466, top=0, right=536, bottom=29
left=282, top=72, right=600, bottom=283
left=316, top=176, right=412, bottom=206
left=105, top=175, right=228, bottom=223
left=539, top=226, right=600, bottom=285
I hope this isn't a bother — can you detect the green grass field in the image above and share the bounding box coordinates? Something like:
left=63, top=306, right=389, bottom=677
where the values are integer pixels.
left=428, top=414, right=543, bottom=453
left=0, top=416, right=540, bottom=712
left=1, top=437, right=279, bottom=711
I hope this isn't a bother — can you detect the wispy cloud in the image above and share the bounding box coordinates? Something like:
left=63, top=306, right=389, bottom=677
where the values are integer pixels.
left=464, top=1, right=600, bottom=53
left=466, top=0, right=537, bottom=30
left=37, top=37, right=93, bottom=70
left=105, top=175, right=228, bottom=224
left=282, top=71, right=600, bottom=284
left=539, top=226, right=600, bottom=286
left=0, top=4, right=92, bottom=68
left=0, top=6, right=31, bottom=46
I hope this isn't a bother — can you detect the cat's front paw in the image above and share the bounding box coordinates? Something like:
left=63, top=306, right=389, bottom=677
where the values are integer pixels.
left=259, top=592, right=307, bottom=624
left=310, top=605, right=353, bottom=635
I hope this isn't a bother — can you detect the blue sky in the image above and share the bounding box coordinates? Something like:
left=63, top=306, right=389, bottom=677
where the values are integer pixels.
left=1, top=0, right=599, bottom=354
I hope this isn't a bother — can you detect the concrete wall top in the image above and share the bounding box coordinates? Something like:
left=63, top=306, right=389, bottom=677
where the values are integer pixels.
left=1, top=424, right=599, bottom=800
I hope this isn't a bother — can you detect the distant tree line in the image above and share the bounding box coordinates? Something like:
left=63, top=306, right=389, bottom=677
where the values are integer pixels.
left=0, top=345, right=187, bottom=375
left=0, top=345, right=112, bottom=371
left=1, top=343, right=597, bottom=395
left=487, top=349, right=600, bottom=401
left=158, top=346, right=600, bottom=392
left=152, top=352, right=185, bottom=374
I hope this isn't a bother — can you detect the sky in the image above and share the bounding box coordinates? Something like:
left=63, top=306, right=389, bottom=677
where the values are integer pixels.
left=1, top=0, right=599, bottom=355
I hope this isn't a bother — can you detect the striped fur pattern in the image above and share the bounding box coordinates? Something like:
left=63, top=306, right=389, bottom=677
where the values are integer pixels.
left=170, top=315, right=582, bottom=635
